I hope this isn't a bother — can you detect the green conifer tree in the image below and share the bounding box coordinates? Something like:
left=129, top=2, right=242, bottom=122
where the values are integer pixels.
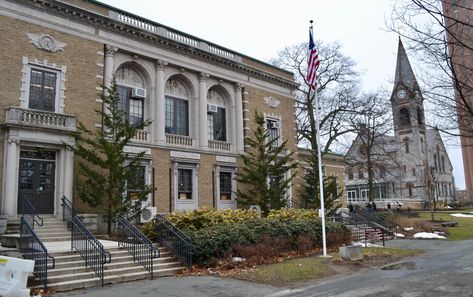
left=236, top=111, right=297, bottom=215
left=66, top=78, right=153, bottom=235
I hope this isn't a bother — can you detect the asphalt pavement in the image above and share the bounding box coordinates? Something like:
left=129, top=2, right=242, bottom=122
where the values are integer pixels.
left=55, top=239, right=473, bottom=297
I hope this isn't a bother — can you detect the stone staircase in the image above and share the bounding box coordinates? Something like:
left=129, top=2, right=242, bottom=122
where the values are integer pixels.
left=31, top=245, right=186, bottom=292
left=1, top=216, right=187, bottom=292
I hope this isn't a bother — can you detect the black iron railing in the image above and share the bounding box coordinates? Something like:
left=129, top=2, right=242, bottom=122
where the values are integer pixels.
left=20, top=217, right=55, bottom=289
left=21, top=198, right=43, bottom=229
left=117, top=216, right=159, bottom=278
left=61, top=196, right=111, bottom=286
left=156, top=214, right=194, bottom=270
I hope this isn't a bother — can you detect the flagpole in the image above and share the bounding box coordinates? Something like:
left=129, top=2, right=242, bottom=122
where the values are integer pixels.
left=309, top=20, right=328, bottom=257
left=314, top=88, right=328, bottom=257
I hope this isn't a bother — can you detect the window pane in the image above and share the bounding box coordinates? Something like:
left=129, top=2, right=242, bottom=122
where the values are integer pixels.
left=129, top=98, right=143, bottom=125
left=214, top=107, right=226, bottom=141
left=267, top=119, right=279, bottom=146
left=166, top=97, right=188, bottom=136
left=220, top=172, right=232, bottom=200
left=178, top=168, right=193, bottom=199
left=29, top=69, right=56, bottom=112
left=117, top=86, right=129, bottom=116
left=208, top=114, right=214, bottom=141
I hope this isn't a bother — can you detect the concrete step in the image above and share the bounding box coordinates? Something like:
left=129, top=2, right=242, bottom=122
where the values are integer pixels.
left=35, top=266, right=185, bottom=292
left=48, top=256, right=181, bottom=277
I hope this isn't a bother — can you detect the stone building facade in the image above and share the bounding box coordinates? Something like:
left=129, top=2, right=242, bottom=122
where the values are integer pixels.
left=345, top=39, right=456, bottom=208
left=0, top=0, right=299, bottom=219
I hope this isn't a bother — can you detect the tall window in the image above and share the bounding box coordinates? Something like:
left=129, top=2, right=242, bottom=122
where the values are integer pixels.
left=126, top=166, right=146, bottom=200
left=165, top=78, right=190, bottom=136
left=219, top=171, right=233, bottom=200
left=348, top=169, right=354, bottom=180
left=208, top=107, right=226, bottom=141
left=403, top=137, right=410, bottom=153
left=266, top=119, right=280, bottom=146
left=165, top=97, right=189, bottom=135
left=178, top=168, right=193, bottom=200
left=118, top=86, right=144, bottom=125
left=29, top=69, right=56, bottom=112
left=347, top=190, right=357, bottom=202
left=207, top=89, right=227, bottom=142
left=441, top=156, right=445, bottom=173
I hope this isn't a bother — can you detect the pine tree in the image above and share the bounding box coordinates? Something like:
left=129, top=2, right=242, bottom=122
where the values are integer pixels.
left=65, top=78, right=153, bottom=235
left=236, top=111, right=297, bottom=215
left=300, top=150, right=341, bottom=215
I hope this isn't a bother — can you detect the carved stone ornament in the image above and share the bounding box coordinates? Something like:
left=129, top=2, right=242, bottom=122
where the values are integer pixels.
left=105, top=44, right=118, bottom=57
left=207, top=89, right=225, bottom=106
left=263, top=96, right=280, bottom=108
left=27, top=33, right=67, bottom=53
left=115, top=67, right=144, bottom=88
left=165, top=78, right=189, bottom=98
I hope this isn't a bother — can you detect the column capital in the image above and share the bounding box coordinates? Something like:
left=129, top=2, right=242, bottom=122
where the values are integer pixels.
left=7, top=136, right=20, bottom=145
left=234, top=83, right=244, bottom=92
left=155, top=59, right=168, bottom=71
left=104, top=44, right=118, bottom=57
left=199, top=72, right=210, bottom=82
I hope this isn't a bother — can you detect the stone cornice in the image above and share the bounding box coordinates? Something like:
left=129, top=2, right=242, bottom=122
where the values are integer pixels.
left=14, top=0, right=299, bottom=90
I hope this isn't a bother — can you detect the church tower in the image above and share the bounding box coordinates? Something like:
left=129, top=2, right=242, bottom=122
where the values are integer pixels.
left=390, top=38, right=427, bottom=199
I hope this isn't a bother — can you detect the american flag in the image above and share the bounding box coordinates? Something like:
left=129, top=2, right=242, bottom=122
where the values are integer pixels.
left=306, top=26, right=320, bottom=90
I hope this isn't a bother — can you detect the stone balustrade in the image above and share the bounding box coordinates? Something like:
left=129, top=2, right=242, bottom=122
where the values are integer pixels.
left=208, top=140, right=231, bottom=151
left=166, top=134, right=193, bottom=147
left=5, top=107, right=76, bottom=132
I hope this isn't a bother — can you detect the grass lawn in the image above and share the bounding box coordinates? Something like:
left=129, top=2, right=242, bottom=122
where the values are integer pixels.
left=232, top=247, right=420, bottom=286
left=416, top=209, right=473, bottom=241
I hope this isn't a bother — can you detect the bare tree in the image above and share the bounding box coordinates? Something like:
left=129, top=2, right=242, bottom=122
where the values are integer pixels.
left=345, top=93, right=395, bottom=202
left=388, top=0, right=473, bottom=138
left=270, top=41, right=364, bottom=153
left=420, top=162, right=438, bottom=221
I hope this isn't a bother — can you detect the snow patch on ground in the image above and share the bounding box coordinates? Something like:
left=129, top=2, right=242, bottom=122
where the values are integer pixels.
left=394, top=233, right=405, bottom=238
left=352, top=241, right=385, bottom=248
left=403, top=227, right=414, bottom=231
left=413, top=232, right=446, bottom=239
left=450, top=213, right=473, bottom=218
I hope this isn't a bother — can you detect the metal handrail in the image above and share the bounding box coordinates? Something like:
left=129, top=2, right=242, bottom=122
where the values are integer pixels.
left=20, top=217, right=55, bottom=289
left=21, top=198, right=43, bottom=229
left=61, top=196, right=111, bottom=286
left=117, top=216, right=159, bottom=278
left=155, top=214, right=195, bottom=270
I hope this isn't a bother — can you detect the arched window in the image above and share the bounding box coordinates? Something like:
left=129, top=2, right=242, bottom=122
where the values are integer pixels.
left=441, top=156, right=445, bottom=173
left=433, top=154, right=438, bottom=170
left=399, top=108, right=410, bottom=127
left=403, top=137, right=410, bottom=153
left=115, top=65, right=147, bottom=125
left=165, top=77, right=190, bottom=136
left=207, top=88, right=228, bottom=142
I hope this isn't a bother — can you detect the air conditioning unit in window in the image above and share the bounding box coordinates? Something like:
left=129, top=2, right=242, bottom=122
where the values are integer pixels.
left=132, top=87, right=146, bottom=99
left=140, top=206, right=157, bottom=223
left=207, top=104, right=218, bottom=113
left=269, top=121, right=281, bottom=129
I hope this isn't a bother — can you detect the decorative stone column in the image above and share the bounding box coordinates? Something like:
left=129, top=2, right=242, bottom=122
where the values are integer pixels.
left=155, top=60, right=167, bottom=144
left=3, top=135, right=20, bottom=217
left=234, top=83, right=244, bottom=152
left=104, top=44, right=118, bottom=90
left=199, top=72, right=209, bottom=148
left=64, top=149, right=74, bottom=200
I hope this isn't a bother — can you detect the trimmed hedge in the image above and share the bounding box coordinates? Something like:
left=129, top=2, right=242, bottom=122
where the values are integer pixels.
left=167, top=208, right=259, bottom=231
left=187, top=218, right=349, bottom=266
left=267, top=208, right=318, bottom=220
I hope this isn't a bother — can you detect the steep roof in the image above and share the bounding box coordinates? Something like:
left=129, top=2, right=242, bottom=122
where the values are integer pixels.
left=393, top=38, right=419, bottom=91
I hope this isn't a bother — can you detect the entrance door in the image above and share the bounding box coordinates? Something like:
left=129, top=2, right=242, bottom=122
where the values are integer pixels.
left=18, top=151, right=56, bottom=214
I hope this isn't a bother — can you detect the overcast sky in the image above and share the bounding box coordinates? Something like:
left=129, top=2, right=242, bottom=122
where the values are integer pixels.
left=99, top=0, right=466, bottom=190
